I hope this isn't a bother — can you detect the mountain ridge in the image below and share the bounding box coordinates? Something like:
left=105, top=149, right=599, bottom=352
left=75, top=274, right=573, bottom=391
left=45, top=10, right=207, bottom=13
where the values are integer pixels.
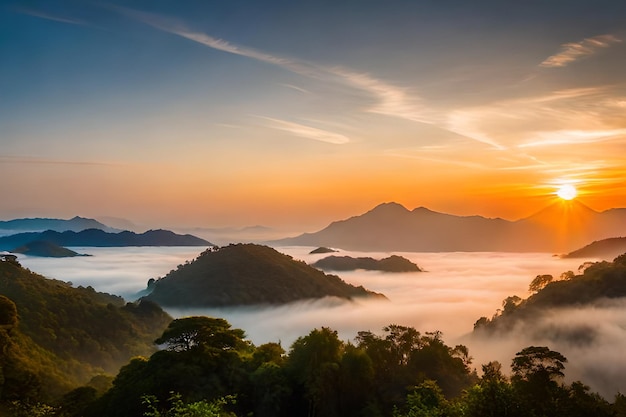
left=272, top=201, right=626, bottom=253
left=0, top=228, right=211, bottom=250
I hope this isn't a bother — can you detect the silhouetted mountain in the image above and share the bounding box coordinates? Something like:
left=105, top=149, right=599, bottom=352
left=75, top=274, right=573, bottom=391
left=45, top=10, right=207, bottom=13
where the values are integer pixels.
left=310, top=247, right=338, bottom=254
left=273, top=201, right=626, bottom=253
left=563, top=237, right=626, bottom=260
left=11, top=240, right=88, bottom=257
left=144, top=244, right=385, bottom=307
left=312, top=255, right=422, bottom=272
left=0, top=229, right=211, bottom=250
left=0, top=216, right=119, bottom=235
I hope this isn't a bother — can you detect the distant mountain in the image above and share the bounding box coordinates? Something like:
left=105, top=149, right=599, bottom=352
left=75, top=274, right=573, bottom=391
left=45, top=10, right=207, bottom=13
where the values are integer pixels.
left=144, top=243, right=385, bottom=307
left=0, top=228, right=211, bottom=250
left=562, top=237, right=626, bottom=260
left=312, top=255, right=422, bottom=272
left=0, top=216, right=119, bottom=234
left=272, top=201, right=626, bottom=253
left=11, top=240, right=88, bottom=257
left=310, top=247, right=338, bottom=254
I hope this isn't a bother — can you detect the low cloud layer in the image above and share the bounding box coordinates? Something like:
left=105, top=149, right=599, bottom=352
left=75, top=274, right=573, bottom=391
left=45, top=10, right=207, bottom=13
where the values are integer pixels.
left=17, top=246, right=622, bottom=397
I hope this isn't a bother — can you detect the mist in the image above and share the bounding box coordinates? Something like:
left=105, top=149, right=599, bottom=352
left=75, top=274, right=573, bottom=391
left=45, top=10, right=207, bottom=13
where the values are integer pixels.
left=17, top=246, right=623, bottom=397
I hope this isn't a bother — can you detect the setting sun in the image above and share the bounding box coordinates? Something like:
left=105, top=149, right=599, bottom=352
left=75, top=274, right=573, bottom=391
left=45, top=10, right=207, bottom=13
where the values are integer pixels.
left=557, top=184, right=578, bottom=200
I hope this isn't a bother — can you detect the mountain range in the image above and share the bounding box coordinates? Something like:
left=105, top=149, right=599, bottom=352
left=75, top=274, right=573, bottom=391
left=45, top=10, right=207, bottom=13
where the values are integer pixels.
left=273, top=201, right=626, bottom=253
left=0, top=229, right=211, bottom=250
left=0, top=216, right=120, bottom=235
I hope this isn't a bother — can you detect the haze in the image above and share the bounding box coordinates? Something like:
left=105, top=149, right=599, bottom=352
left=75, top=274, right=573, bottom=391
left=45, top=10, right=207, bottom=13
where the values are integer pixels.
left=19, top=246, right=626, bottom=396
left=2, top=1, right=626, bottom=231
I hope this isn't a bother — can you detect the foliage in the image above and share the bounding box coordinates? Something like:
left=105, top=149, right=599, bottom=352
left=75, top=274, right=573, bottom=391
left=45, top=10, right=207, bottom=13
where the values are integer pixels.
left=142, top=392, right=235, bottom=417
left=0, top=259, right=171, bottom=408
left=144, top=244, right=383, bottom=307
left=474, top=253, right=626, bottom=332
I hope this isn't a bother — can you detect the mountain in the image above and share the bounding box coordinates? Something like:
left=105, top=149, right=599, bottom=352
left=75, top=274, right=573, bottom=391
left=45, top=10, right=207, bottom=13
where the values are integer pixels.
left=312, top=255, right=422, bottom=272
left=0, top=256, right=172, bottom=402
left=143, top=243, right=385, bottom=307
left=273, top=201, right=626, bottom=253
left=11, top=240, right=87, bottom=257
left=562, top=237, right=626, bottom=260
left=0, top=216, right=119, bottom=235
left=0, top=228, right=211, bottom=250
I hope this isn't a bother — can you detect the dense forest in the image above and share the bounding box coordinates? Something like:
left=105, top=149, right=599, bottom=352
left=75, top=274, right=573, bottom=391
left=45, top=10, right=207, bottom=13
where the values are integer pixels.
left=3, top=253, right=626, bottom=416
left=144, top=244, right=384, bottom=307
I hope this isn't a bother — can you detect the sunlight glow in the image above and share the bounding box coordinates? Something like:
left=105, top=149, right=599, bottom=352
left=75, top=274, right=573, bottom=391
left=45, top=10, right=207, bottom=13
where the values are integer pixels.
left=557, top=184, right=578, bottom=200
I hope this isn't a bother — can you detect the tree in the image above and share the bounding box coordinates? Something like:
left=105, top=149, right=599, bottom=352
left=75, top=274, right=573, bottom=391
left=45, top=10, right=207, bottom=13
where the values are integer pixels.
left=0, top=295, right=17, bottom=329
left=511, top=346, right=567, bottom=382
left=511, top=346, right=568, bottom=416
left=287, top=327, right=344, bottom=417
left=154, top=317, right=247, bottom=353
left=393, top=380, right=451, bottom=417
left=529, top=274, right=553, bottom=293
left=142, top=392, right=235, bottom=417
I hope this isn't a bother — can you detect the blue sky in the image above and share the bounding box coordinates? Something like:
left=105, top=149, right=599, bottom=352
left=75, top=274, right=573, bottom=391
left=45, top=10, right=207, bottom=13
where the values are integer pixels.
left=1, top=1, right=625, bottom=229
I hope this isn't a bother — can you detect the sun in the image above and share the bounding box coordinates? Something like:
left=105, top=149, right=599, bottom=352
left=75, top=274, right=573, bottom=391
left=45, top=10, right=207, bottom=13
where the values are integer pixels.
left=556, top=184, right=577, bottom=200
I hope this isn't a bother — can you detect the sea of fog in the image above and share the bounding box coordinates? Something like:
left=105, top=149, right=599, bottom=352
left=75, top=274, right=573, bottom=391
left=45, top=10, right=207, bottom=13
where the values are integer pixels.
left=16, top=246, right=626, bottom=397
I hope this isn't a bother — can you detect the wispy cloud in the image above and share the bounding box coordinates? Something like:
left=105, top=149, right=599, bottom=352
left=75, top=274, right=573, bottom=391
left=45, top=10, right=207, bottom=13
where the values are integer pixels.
left=540, top=34, right=621, bottom=68
left=115, top=6, right=433, bottom=130
left=16, top=7, right=87, bottom=26
left=257, top=117, right=350, bottom=144
left=518, top=129, right=626, bottom=148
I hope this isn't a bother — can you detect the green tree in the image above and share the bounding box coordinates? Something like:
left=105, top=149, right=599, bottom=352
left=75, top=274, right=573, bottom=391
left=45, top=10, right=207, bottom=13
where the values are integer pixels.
left=511, top=346, right=568, bottom=416
left=287, top=327, right=344, bottom=417
left=142, top=392, right=235, bottom=417
left=155, top=317, right=247, bottom=354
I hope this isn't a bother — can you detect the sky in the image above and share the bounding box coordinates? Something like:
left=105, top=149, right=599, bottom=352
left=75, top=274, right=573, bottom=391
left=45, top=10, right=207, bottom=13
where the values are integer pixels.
left=2, top=0, right=626, bottom=231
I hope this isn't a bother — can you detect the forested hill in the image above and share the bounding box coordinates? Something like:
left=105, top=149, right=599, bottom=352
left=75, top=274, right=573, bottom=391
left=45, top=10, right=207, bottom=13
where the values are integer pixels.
left=474, top=253, right=626, bottom=333
left=0, top=256, right=172, bottom=404
left=144, top=243, right=385, bottom=307
left=0, top=228, right=210, bottom=250
left=312, top=255, right=423, bottom=272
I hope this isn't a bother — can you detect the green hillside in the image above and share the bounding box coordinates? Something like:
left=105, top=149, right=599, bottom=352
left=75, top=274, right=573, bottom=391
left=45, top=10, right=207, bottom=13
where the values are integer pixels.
left=144, top=244, right=385, bottom=307
left=0, top=256, right=172, bottom=405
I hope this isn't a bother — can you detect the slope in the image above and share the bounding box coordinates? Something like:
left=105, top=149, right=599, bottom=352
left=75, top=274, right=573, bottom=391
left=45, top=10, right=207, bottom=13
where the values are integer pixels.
left=144, top=244, right=385, bottom=307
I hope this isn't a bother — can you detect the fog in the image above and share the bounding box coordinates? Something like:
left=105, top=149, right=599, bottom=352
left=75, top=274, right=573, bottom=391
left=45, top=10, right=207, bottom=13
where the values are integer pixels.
left=17, top=246, right=624, bottom=397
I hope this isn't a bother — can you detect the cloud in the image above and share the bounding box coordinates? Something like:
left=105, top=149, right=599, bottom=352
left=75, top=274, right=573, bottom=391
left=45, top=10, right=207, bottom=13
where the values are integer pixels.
left=540, top=34, right=622, bottom=68
left=115, top=6, right=432, bottom=128
left=16, top=7, right=87, bottom=26
left=518, top=128, right=626, bottom=148
left=257, top=117, right=350, bottom=144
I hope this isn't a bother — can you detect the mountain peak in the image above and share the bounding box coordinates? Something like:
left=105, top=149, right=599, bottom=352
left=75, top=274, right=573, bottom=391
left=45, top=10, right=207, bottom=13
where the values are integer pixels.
left=367, top=202, right=410, bottom=215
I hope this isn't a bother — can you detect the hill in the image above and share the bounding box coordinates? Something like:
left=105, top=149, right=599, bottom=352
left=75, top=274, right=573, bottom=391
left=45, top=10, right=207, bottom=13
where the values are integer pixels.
left=562, top=237, right=626, bottom=260
left=473, top=253, right=626, bottom=334
left=312, top=255, right=422, bottom=272
left=272, top=201, right=626, bottom=253
left=0, top=216, right=119, bottom=235
left=11, top=240, right=87, bottom=257
left=310, top=247, right=338, bottom=254
left=144, top=244, right=385, bottom=307
left=0, top=228, right=211, bottom=250
left=0, top=256, right=172, bottom=403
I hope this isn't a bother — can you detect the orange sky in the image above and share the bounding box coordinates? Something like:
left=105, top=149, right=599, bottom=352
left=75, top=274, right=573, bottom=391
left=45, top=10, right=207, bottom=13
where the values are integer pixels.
left=2, top=2, right=626, bottom=231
